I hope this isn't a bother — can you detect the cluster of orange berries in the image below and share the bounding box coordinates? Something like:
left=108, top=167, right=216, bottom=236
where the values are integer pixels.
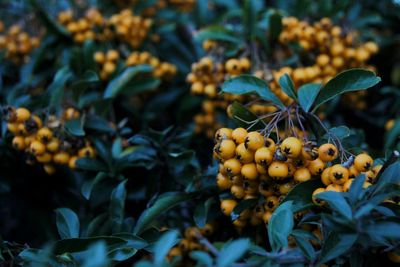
left=126, top=51, right=177, bottom=80
left=312, top=153, right=381, bottom=205
left=213, top=127, right=361, bottom=228
left=0, top=22, right=40, bottom=64
left=58, top=9, right=112, bottom=43
left=58, top=8, right=152, bottom=48
left=94, top=50, right=120, bottom=80
left=274, top=16, right=379, bottom=105
left=187, top=57, right=276, bottom=137
left=4, top=107, right=95, bottom=175
left=167, top=224, right=214, bottom=263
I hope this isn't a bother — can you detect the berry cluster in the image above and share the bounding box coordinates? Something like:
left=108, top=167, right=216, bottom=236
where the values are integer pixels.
left=4, top=107, right=95, bottom=175
left=58, top=9, right=111, bottom=43
left=126, top=51, right=177, bottom=80
left=312, top=153, right=381, bottom=205
left=167, top=224, right=214, bottom=263
left=0, top=22, right=40, bottom=64
left=94, top=50, right=120, bottom=80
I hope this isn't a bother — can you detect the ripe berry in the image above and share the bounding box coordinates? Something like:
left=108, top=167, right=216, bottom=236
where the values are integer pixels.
left=53, top=152, right=70, bottom=165
left=43, top=164, right=56, bottom=175
left=343, top=178, right=354, bottom=192
left=244, top=132, right=264, bottom=150
left=231, top=128, right=247, bottom=144
left=254, top=147, right=272, bottom=166
left=236, top=143, right=254, bottom=164
left=215, top=128, right=232, bottom=142
left=15, top=108, right=30, bottom=123
left=216, top=173, right=232, bottom=190
left=264, top=196, right=279, bottom=211
left=220, top=199, right=237, bottom=216
left=308, top=158, right=325, bottom=176
left=354, top=153, right=373, bottom=172
left=225, top=58, right=241, bottom=75
left=281, top=137, right=302, bottom=158
left=329, top=164, right=349, bottom=185
left=318, top=143, right=338, bottom=162
left=223, top=158, right=242, bottom=176
left=36, top=153, right=52, bottom=163
left=268, top=161, right=288, bottom=180
left=321, top=167, right=332, bottom=186
left=231, top=185, right=245, bottom=199
left=30, top=140, right=46, bottom=156
left=241, top=163, right=258, bottom=180
left=326, top=183, right=343, bottom=192
left=294, top=167, right=311, bottom=182
left=68, top=156, right=79, bottom=169
left=264, top=138, right=276, bottom=152
left=312, top=188, right=325, bottom=205
left=37, top=127, right=53, bottom=143
left=12, top=136, right=25, bottom=150
left=215, top=139, right=236, bottom=160
left=78, top=146, right=95, bottom=158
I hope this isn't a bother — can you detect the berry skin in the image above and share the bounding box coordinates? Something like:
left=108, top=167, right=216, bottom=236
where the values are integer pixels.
left=312, top=188, right=326, bottom=205
left=256, top=164, right=267, bottom=174
left=15, top=108, right=30, bottom=123
left=308, top=158, right=326, bottom=176
left=36, top=153, right=52, bottom=163
left=68, top=156, right=79, bottom=169
left=281, top=137, right=302, bottom=158
left=258, top=182, right=273, bottom=197
left=215, top=128, right=232, bottom=142
left=244, top=132, right=264, bottom=150
left=236, top=143, right=254, bottom=164
left=225, top=58, right=241, bottom=75
left=220, top=199, right=237, bottom=216
left=318, top=144, right=338, bottom=162
left=241, top=163, right=258, bottom=180
left=264, top=138, right=276, bottom=152
left=321, top=167, right=332, bottom=186
left=224, top=158, right=242, bottom=176
left=216, top=173, right=232, bottom=190
left=43, top=164, right=56, bottom=175
left=53, top=152, right=70, bottom=165
left=78, top=146, right=95, bottom=158
left=354, top=154, right=373, bottom=172
left=12, top=136, right=25, bottom=150
left=264, top=196, right=279, bottom=211
left=94, top=52, right=105, bottom=63
left=326, top=184, right=343, bottom=192
left=301, top=146, right=319, bottom=160
left=294, top=167, right=311, bottom=182
left=348, top=165, right=360, bottom=178
left=343, top=178, right=354, bottom=192
left=262, top=211, right=272, bottom=223
left=215, top=139, right=236, bottom=160
left=387, top=252, right=400, bottom=263
left=7, top=123, right=19, bottom=134
left=255, top=147, right=273, bottom=166
left=231, top=128, right=248, bottom=144
left=239, top=58, right=251, bottom=71
left=231, top=185, right=245, bottom=199
left=329, top=164, right=349, bottom=185
left=268, top=161, right=288, bottom=180
left=230, top=175, right=243, bottom=185
left=30, top=140, right=46, bottom=156
left=46, top=138, right=60, bottom=153
left=279, top=182, right=294, bottom=194
left=37, top=127, right=53, bottom=143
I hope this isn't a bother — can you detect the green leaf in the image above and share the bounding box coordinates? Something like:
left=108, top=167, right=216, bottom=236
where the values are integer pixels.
left=222, top=75, right=285, bottom=108
left=81, top=172, right=108, bottom=200
left=153, top=231, right=179, bottom=266
left=103, top=65, right=153, bottom=99
left=190, top=251, right=213, bottom=266
left=384, top=118, right=400, bottom=150
left=317, top=191, right=353, bottom=221
left=134, top=192, right=194, bottom=235
left=298, top=83, right=321, bottom=112
left=278, top=74, right=297, bottom=101
left=55, top=208, right=80, bottom=239
left=70, top=71, right=100, bottom=91
left=196, top=26, right=241, bottom=43
left=217, top=239, right=250, bottom=267
left=229, top=101, right=266, bottom=131
left=365, top=220, right=400, bottom=239
left=231, top=198, right=258, bottom=221
left=109, top=180, right=127, bottom=233
left=48, top=67, right=72, bottom=108
left=293, top=235, right=315, bottom=261
left=53, top=236, right=126, bottom=254
left=319, top=233, right=358, bottom=264
left=313, top=69, right=381, bottom=111
left=322, top=126, right=351, bottom=141
left=65, top=117, right=85, bottom=137
left=243, top=0, right=258, bottom=39
left=76, top=158, right=108, bottom=172
left=112, top=138, right=123, bottom=159
left=81, top=241, right=109, bottom=267
left=268, top=201, right=294, bottom=251
left=194, top=198, right=216, bottom=228
left=282, top=179, right=324, bottom=211
left=268, top=10, right=283, bottom=41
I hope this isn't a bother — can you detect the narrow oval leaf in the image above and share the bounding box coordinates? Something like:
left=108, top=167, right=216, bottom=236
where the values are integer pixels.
left=317, top=191, right=353, bottom=221
left=229, top=101, right=266, bottom=131
left=133, top=192, right=194, bottom=235
left=313, top=69, right=381, bottom=111
left=103, top=65, right=153, bottom=99
left=282, top=179, right=323, bottom=211
left=222, top=75, right=285, bottom=108
left=196, top=26, right=241, bottom=43
left=55, top=208, right=80, bottom=239
left=298, top=83, right=321, bottom=112
left=217, top=239, right=250, bottom=267
left=154, top=230, right=180, bottom=266
left=109, top=180, right=127, bottom=233
left=268, top=201, right=294, bottom=251
left=279, top=73, right=297, bottom=101
left=320, top=233, right=358, bottom=264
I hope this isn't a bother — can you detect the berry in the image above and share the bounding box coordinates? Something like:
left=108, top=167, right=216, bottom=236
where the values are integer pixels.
left=268, top=161, right=288, bottom=180
left=231, top=128, right=247, bottom=144
left=255, top=147, right=273, bottom=166
left=281, top=137, right=302, bottom=158
left=223, top=158, right=242, bottom=176
left=215, top=128, right=232, bottom=142
left=318, top=144, right=338, bottom=162
left=30, top=141, right=46, bottom=156
left=15, top=108, right=30, bottom=123
left=236, top=143, right=254, bottom=164
left=244, top=132, right=264, bottom=150
left=220, top=199, right=237, bottom=216
left=37, top=127, right=53, bottom=143
left=241, top=163, right=258, bottom=180
left=294, top=167, right=311, bottom=182
left=329, top=164, right=349, bottom=185
left=312, top=188, right=325, bottom=205
left=308, top=158, right=325, bottom=176
left=12, top=136, right=25, bottom=150
left=354, top=153, right=373, bottom=172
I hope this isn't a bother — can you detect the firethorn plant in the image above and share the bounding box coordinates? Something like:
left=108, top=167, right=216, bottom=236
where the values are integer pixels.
left=1, top=1, right=400, bottom=267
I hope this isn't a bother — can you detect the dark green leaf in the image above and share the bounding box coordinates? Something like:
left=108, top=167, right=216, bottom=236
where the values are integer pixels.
left=196, top=26, right=241, bottom=43
left=268, top=201, right=294, bottom=251
left=53, top=237, right=126, bottom=254
left=217, top=239, right=250, bottom=267
left=293, top=235, right=315, bottom=261
left=298, top=83, right=321, bottom=112
left=231, top=198, right=258, bottom=221
left=282, top=179, right=324, bottom=211
left=317, top=191, right=353, bottom=221
left=319, top=233, right=358, bottom=264
left=268, top=11, right=283, bottom=41
left=48, top=67, right=72, bottom=108
left=55, top=208, right=80, bottom=239
left=103, top=65, right=153, bottom=99
left=134, top=192, right=194, bottom=235
left=229, top=101, right=266, bottom=131
left=81, top=172, right=108, bottom=200
left=313, top=69, right=381, bottom=111
left=153, top=231, right=179, bottom=266
left=194, top=198, right=216, bottom=228
left=109, top=180, right=127, bottom=233
left=65, top=117, right=85, bottom=137
left=190, top=251, right=213, bottom=266
left=278, top=74, right=297, bottom=101
left=222, top=75, right=284, bottom=108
